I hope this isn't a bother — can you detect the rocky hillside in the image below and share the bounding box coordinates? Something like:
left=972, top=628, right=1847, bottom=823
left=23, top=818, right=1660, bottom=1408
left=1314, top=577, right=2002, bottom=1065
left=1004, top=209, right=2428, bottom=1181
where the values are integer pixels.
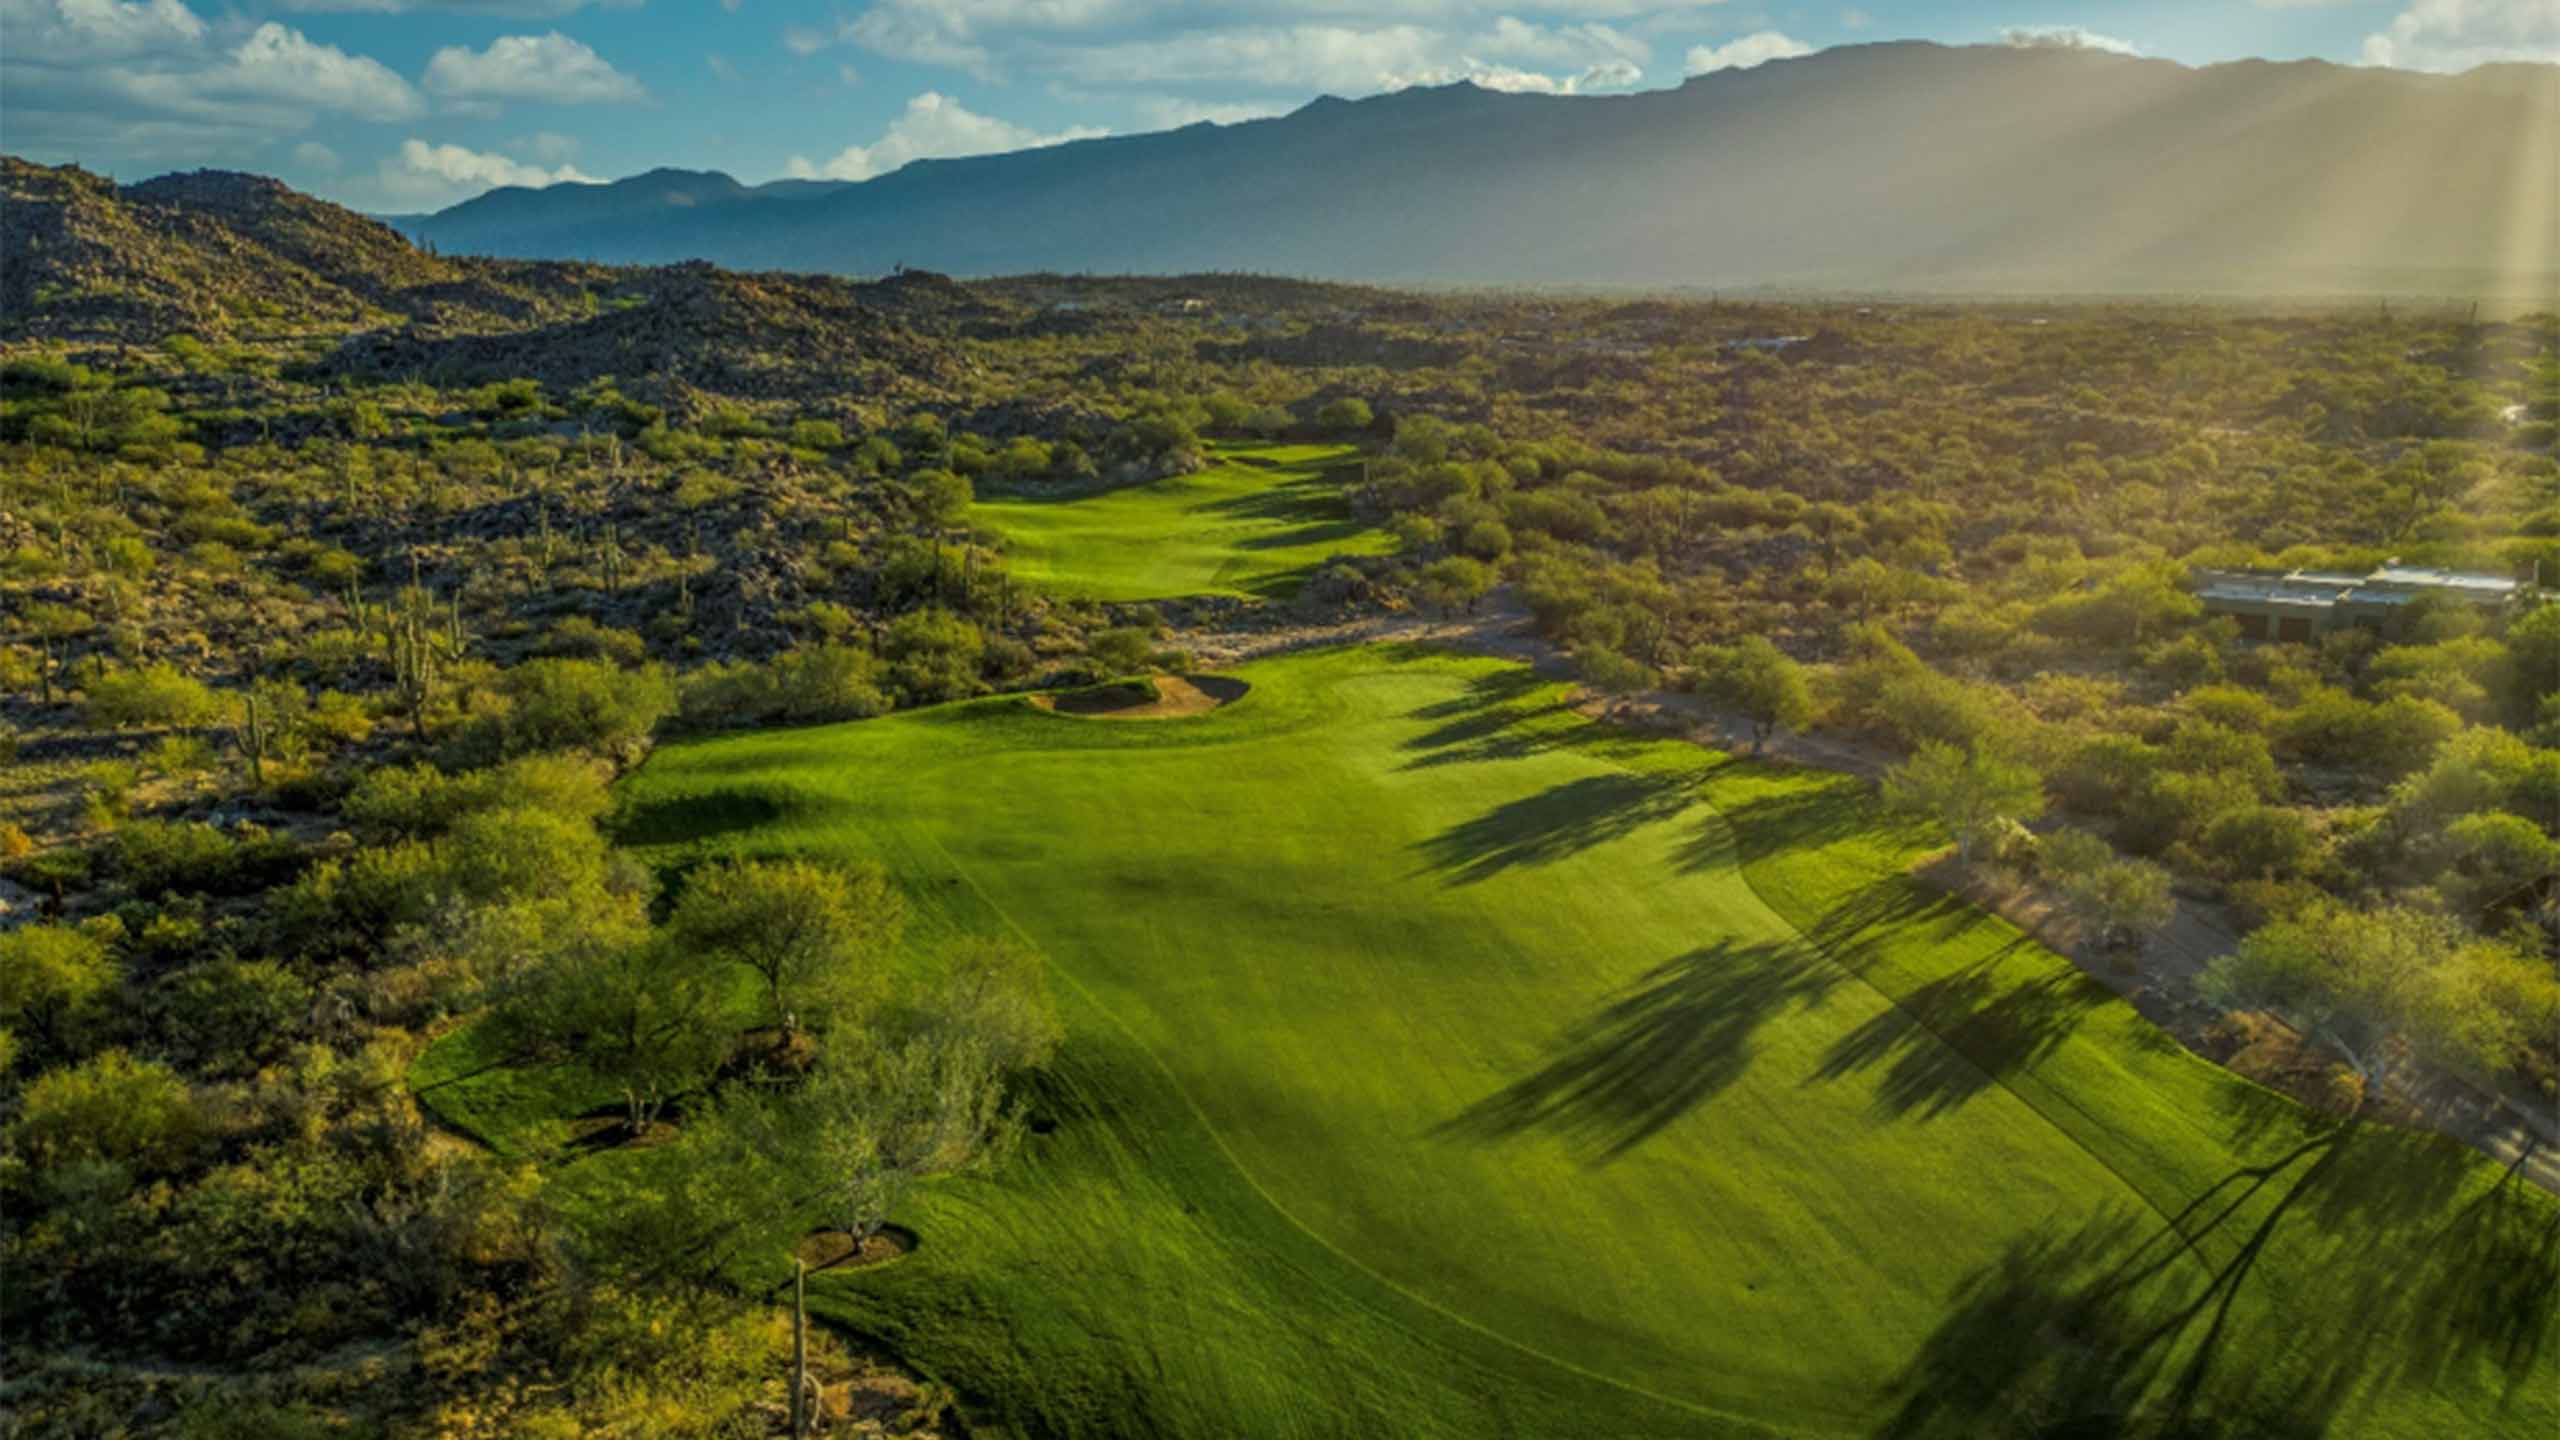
left=2, top=158, right=976, bottom=407
left=322, top=262, right=974, bottom=403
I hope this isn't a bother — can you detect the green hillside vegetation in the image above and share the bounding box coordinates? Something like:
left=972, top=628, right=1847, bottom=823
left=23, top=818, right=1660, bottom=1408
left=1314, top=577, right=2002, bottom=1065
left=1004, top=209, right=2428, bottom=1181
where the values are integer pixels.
left=424, top=647, right=2559, bottom=1438
left=972, top=443, right=1394, bottom=601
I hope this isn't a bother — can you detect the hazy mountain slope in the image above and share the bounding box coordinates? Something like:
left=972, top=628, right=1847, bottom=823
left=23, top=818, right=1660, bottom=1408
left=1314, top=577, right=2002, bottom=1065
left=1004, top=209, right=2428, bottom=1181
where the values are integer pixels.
left=396, top=43, right=2560, bottom=295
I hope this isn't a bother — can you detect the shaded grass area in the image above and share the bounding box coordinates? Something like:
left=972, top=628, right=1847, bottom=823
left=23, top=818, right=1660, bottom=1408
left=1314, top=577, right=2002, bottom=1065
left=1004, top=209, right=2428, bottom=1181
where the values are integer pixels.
left=415, top=647, right=2559, bottom=1439
left=970, top=442, right=1393, bottom=601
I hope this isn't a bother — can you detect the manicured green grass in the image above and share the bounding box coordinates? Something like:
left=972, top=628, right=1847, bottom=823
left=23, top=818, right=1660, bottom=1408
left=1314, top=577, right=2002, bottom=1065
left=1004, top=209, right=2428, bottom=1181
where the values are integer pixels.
left=423, top=647, right=2558, bottom=1439
left=969, top=442, right=1393, bottom=601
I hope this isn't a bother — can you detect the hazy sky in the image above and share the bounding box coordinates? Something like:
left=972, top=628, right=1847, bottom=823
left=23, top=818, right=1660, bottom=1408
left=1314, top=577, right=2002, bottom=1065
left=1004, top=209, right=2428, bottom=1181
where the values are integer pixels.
left=5, top=0, right=2554, bottom=212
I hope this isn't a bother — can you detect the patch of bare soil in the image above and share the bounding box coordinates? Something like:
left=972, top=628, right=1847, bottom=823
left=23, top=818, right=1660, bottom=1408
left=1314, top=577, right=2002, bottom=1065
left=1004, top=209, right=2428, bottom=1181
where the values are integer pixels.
left=1029, top=674, right=1247, bottom=719
left=796, top=1226, right=917, bottom=1274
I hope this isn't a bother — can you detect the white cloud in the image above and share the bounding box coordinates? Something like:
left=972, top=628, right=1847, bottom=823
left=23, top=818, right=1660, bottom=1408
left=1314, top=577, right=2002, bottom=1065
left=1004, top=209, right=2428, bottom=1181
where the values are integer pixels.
left=1041, top=25, right=1445, bottom=93
left=0, top=0, right=425, bottom=168
left=374, top=137, right=598, bottom=206
left=1998, top=25, right=2143, bottom=55
left=839, top=3, right=1700, bottom=90
left=292, top=139, right=341, bottom=172
left=272, top=0, right=638, bottom=14
left=1684, top=30, right=1812, bottom=73
left=423, top=32, right=646, bottom=107
left=0, top=0, right=206, bottom=60
left=213, top=21, right=423, bottom=119
left=2362, top=0, right=2560, bottom=70
left=782, top=90, right=1106, bottom=181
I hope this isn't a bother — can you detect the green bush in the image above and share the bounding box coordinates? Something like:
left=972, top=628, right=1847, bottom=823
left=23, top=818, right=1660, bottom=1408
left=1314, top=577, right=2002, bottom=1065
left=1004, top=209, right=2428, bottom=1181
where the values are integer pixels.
left=12, top=1050, right=200, bottom=1170
left=449, top=658, right=674, bottom=764
left=85, top=663, right=221, bottom=727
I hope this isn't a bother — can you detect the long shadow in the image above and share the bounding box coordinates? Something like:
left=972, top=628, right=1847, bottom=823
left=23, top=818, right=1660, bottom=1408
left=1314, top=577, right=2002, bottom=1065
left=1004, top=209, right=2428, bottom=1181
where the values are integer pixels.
left=1410, top=771, right=1696, bottom=883
left=1809, top=954, right=2104, bottom=1120
left=1872, top=1114, right=2560, bottom=1437
left=1713, top=775, right=1921, bottom=869
left=1437, top=940, right=1838, bottom=1163
left=1197, top=474, right=1349, bottom=526
left=1231, top=518, right=1369, bottom=551
left=609, top=787, right=785, bottom=847
left=1796, top=875, right=1954, bottom=975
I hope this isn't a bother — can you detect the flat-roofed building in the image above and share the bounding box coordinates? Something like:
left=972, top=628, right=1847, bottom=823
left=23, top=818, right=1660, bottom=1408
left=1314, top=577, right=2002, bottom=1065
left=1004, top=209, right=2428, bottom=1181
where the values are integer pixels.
left=2191, top=563, right=2528, bottom=641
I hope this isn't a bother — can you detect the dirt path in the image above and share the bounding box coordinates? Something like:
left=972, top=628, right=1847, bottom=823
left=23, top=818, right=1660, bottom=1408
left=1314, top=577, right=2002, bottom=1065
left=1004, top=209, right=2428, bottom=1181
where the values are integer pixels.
left=1177, top=591, right=2560, bottom=1194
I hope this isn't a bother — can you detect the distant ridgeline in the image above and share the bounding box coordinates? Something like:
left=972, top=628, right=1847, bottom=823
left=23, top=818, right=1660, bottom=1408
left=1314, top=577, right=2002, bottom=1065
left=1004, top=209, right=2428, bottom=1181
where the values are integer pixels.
left=390, top=43, right=2560, bottom=297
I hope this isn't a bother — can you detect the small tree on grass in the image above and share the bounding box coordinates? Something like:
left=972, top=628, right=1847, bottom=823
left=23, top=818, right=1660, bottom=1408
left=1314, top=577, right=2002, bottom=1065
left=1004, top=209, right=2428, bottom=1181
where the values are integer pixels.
left=503, top=928, right=732, bottom=1137
left=1693, top=637, right=1812, bottom=754
left=916, top=936, right=1064, bottom=1076
left=670, top=857, right=905, bottom=1033
left=2200, top=901, right=2546, bottom=1102
left=1884, top=740, right=2045, bottom=867
left=2040, top=829, right=2175, bottom=950
left=797, top=1025, right=1019, bottom=1255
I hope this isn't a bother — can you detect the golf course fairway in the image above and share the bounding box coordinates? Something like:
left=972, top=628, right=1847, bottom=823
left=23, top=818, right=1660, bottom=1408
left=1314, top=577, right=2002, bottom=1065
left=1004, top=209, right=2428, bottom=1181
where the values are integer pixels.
left=969, top=443, right=1393, bottom=600
left=427, top=646, right=2559, bottom=1439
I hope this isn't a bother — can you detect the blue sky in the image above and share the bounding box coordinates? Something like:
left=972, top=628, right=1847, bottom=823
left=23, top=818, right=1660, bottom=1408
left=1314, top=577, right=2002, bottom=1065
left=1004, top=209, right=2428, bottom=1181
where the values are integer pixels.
left=4, top=0, right=2553, bottom=212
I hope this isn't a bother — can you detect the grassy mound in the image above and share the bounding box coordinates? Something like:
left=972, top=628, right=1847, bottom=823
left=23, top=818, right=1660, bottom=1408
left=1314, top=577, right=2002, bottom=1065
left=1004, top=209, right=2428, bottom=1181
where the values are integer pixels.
left=424, top=647, right=2558, bottom=1439
left=971, top=442, right=1393, bottom=600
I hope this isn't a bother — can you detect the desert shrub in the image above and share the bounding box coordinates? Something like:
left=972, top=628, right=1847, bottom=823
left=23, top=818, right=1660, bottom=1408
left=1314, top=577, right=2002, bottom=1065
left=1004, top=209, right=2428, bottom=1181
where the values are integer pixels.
left=0, top=922, right=120, bottom=1061
left=117, top=819, right=305, bottom=898
left=882, top=609, right=984, bottom=704
left=154, top=959, right=312, bottom=1078
left=12, top=1050, right=201, bottom=1171
left=85, top=663, right=221, bottom=727
left=538, top=616, right=648, bottom=666
left=449, top=659, right=673, bottom=764
left=2198, top=804, right=2319, bottom=882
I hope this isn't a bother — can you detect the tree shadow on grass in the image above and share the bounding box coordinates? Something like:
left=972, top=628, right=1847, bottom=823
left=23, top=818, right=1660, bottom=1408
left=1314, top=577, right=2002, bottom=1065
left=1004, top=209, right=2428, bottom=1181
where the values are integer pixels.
left=1410, top=771, right=1696, bottom=883
left=1197, top=473, right=1348, bottom=526
left=609, top=788, right=784, bottom=847
left=1436, top=940, right=1837, bottom=1163
left=1711, top=774, right=1911, bottom=869
left=1873, top=1115, right=2560, bottom=1438
left=1396, top=669, right=1585, bottom=771
left=1809, top=951, right=2104, bottom=1120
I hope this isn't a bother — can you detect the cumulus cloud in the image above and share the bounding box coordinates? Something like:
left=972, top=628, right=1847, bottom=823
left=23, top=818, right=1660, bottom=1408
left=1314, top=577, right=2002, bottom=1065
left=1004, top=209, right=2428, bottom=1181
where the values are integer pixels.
left=373, top=137, right=598, bottom=206
left=782, top=90, right=1107, bottom=181
left=212, top=21, right=424, bottom=119
left=424, top=32, right=646, bottom=109
left=0, top=0, right=424, bottom=167
left=1998, top=25, right=2143, bottom=55
left=0, top=0, right=206, bottom=60
left=2362, top=0, right=2560, bottom=70
left=1684, top=31, right=1813, bottom=74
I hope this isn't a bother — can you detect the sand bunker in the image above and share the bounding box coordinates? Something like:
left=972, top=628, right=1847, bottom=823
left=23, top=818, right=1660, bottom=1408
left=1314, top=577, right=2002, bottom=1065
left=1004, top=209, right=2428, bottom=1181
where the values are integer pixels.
left=1029, top=674, right=1250, bottom=719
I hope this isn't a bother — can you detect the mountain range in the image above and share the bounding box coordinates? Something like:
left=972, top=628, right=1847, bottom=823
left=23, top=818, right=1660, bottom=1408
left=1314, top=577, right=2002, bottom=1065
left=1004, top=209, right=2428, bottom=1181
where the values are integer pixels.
left=391, top=42, right=2560, bottom=297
